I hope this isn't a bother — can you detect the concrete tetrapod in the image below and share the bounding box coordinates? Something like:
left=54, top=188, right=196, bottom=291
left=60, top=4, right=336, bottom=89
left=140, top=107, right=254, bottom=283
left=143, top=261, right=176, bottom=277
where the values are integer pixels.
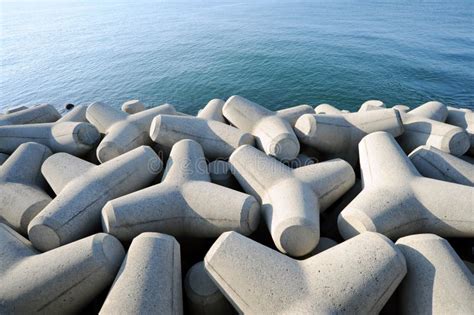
left=121, top=99, right=145, bottom=114
left=314, top=103, right=344, bottom=115
left=275, top=104, right=314, bottom=127
left=294, top=108, right=404, bottom=166
left=446, top=106, right=474, bottom=155
left=338, top=131, right=474, bottom=240
left=396, top=106, right=469, bottom=156
left=0, top=224, right=125, bottom=314
left=396, top=234, right=474, bottom=314
left=204, top=231, right=407, bottom=315
left=409, top=145, right=474, bottom=186
left=5, top=105, right=28, bottom=114
left=86, top=101, right=176, bottom=163
left=57, top=104, right=89, bottom=123
left=197, top=99, right=226, bottom=123
left=222, top=95, right=300, bottom=161
left=28, top=146, right=161, bottom=251
left=0, top=104, right=61, bottom=126
left=358, top=100, right=385, bottom=112
left=185, top=261, right=234, bottom=315
left=150, top=114, right=255, bottom=160
left=228, top=144, right=355, bottom=257
left=0, top=119, right=100, bottom=155
left=102, top=139, right=260, bottom=241
left=393, top=104, right=410, bottom=112
left=100, top=233, right=183, bottom=315
left=0, top=142, right=52, bottom=234
left=407, top=101, right=448, bottom=122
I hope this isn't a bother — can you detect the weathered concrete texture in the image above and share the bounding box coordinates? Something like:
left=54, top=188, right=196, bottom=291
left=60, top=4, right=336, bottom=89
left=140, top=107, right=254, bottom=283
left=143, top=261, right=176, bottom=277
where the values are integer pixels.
left=5, top=105, right=28, bottom=114
left=0, top=104, right=61, bottom=126
left=0, top=143, right=52, bottom=234
left=358, top=100, right=385, bottom=112
left=408, top=101, right=448, bottom=122
left=121, top=100, right=145, bottom=114
left=197, top=99, right=226, bottom=123
left=446, top=106, right=474, bottom=155
left=57, top=104, right=88, bottom=123
left=0, top=224, right=125, bottom=314
left=223, top=95, right=300, bottom=160
left=150, top=114, right=254, bottom=160
left=0, top=120, right=100, bottom=156
left=208, top=160, right=240, bottom=189
left=275, top=104, right=314, bottom=127
left=28, top=146, right=161, bottom=251
left=102, top=140, right=260, bottom=241
left=409, top=145, right=474, bottom=186
left=86, top=101, right=176, bottom=163
left=314, top=104, right=343, bottom=115
left=396, top=234, right=473, bottom=315
left=185, top=261, right=234, bottom=315
left=446, top=106, right=474, bottom=129
left=205, top=231, right=406, bottom=314
left=396, top=111, right=470, bottom=156
left=0, top=153, right=8, bottom=165
left=229, top=144, right=354, bottom=256
left=338, top=132, right=474, bottom=240
left=100, top=233, right=182, bottom=315
left=392, top=104, right=410, bottom=112
left=295, top=109, right=403, bottom=166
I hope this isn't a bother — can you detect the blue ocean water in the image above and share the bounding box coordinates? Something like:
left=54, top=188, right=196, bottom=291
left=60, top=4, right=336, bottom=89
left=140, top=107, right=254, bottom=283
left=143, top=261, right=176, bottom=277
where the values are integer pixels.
left=1, top=0, right=473, bottom=113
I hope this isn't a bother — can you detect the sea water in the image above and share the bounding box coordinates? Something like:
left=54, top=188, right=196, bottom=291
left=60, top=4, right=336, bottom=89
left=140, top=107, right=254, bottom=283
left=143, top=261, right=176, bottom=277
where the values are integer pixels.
left=1, top=0, right=473, bottom=113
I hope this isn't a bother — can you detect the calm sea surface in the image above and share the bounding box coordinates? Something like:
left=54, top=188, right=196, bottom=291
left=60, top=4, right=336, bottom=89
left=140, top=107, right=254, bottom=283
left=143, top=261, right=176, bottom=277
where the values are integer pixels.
left=1, top=0, right=473, bottom=113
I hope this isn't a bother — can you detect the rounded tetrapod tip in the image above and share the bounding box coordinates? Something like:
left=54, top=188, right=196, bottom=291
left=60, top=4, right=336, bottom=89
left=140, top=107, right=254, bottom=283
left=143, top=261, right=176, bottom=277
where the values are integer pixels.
left=269, top=133, right=300, bottom=161
left=28, top=222, right=61, bottom=252
left=97, top=142, right=123, bottom=163
left=445, top=129, right=470, bottom=156
left=240, top=195, right=261, bottom=235
left=185, top=261, right=234, bottom=314
left=294, top=114, right=317, bottom=138
left=74, top=122, right=101, bottom=146
left=276, top=217, right=319, bottom=257
left=93, top=233, right=126, bottom=269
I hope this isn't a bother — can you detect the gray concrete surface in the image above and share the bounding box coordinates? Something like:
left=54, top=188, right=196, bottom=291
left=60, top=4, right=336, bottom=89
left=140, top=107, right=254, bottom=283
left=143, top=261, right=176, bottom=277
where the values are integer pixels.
left=100, top=232, right=182, bottom=314
left=223, top=95, right=300, bottom=160
left=204, top=231, right=406, bottom=314
left=0, top=223, right=125, bottom=314
left=86, top=101, right=176, bottom=162
left=28, top=145, right=161, bottom=251
left=229, top=144, right=354, bottom=257
left=0, top=142, right=52, bottom=234
left=396, top=234, right=473, bottom=314
left=102, top=139, right=260, bottom=241
left=338, top=131, right=474, bottom=240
